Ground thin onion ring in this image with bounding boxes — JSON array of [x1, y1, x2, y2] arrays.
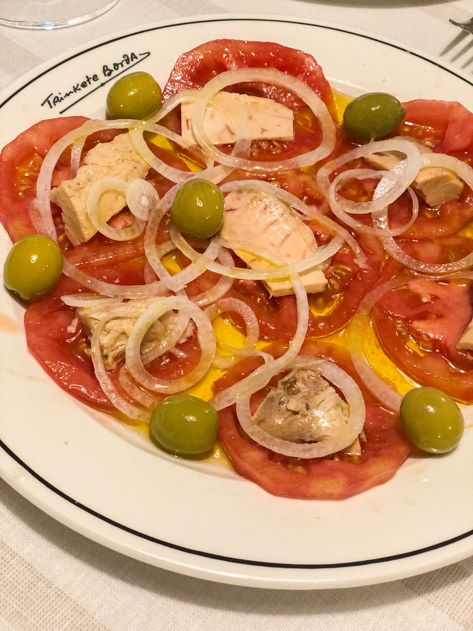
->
[[125, 296, 216, 394], [235, 358, 365, 458], [190, 68, 336, 172], [210, 273, 309, 411]]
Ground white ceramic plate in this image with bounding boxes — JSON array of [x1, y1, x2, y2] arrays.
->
[[1, 16, 472, 590]]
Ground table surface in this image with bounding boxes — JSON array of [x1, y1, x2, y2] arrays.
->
[[1, 1, 472, 629]]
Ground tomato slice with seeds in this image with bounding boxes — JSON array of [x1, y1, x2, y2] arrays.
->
[[162, 39, 340, 164], [24, 275, 111, 406], [227, 233, 382, 341], [214, 342, 411, 500], [24, 254, 203, 406], [402, 99, 473, 156], [373, 275, 473, 403], [366, 99, 473, 240], [307, 233, 383, 337], [386, 190, 473, 240], [23, 247, 153, 406], [0, 117, 88, 243], [163, 39, 337, 114]]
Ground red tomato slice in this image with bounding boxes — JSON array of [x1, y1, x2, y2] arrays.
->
[[0, 117, 88, 242], [0, 115, 202, 407], [214, 342, 410, 499], [24, 255, 203, 406], [384, 189, 473, 240], [24, 275, 112, 406], [370, 99, 473, 239], [376, 234, 473, 288], [307, 234, 383, 337], [373, 277, 473, 402], [23, 245, 153, 406], [163, 39, 336, 113], [0, 116, 185, 248], [227, 233, 382, 341], [162, 39, 339, 164], [402, 99, 473, 156]]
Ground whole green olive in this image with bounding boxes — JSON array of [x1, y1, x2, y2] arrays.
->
[[3, 234, 63, 301], [106, 71, 162, 120], [150, 395, 219, 457], [343, 92, 406, 142], [171, 178, 225, 239], [400, 387, 464, 454]]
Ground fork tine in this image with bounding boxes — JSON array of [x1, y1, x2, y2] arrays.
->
[[441, 30, 470, 56], [449, 17, 473, 33], [451, 39, 473, 65]]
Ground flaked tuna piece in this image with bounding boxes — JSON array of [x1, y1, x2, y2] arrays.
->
[[221, 189, 328, 296], [50, 133, 149, 245], [181, 91, 294, 145], [364, 136, 463, 207], [253, 363, 349, 443], [78, 297, 189, 370]]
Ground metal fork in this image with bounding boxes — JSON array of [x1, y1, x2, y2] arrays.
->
[[449, 17, 473, 34], [442, 17, 473, 67]]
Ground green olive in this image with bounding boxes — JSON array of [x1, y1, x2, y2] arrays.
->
[[106, 71, 162, 120], [171, 178, 225, 239], [3, 234, 63, 301], [400, 387, 464, 454], [150, 394, 219, 457], [343, 92, 406, 142]]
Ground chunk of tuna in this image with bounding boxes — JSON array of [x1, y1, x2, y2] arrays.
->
[[50, 133, 149, 245], [364, 137, 463, 207], [181, 91, 294, 145], [78, 298, 183, 370], [221, 189, 328, 296], [253, 363, 349, 443]]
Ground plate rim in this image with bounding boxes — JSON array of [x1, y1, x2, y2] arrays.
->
[[1, 14, 472, 590], [2, 13, 473, 111]]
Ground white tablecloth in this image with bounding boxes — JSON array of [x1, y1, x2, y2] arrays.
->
[[1, 1, 472, 629]]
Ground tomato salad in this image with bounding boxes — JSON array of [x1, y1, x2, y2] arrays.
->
[[1, 39, 472, 500]]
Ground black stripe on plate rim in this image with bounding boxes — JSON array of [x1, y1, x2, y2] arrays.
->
[[2, 438, 472, 570], [1, 16, 472, 111], [1, 16, 472, 572]]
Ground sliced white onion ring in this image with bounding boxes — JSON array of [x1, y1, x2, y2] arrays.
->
[[235, 358, 365, 458], [206, 297, 261, 369], [118, 368, 158, 408], [90, 311, 151, 422], [125, 296, 216, 394], [328, 169, 420, 237], [211, 273, 309, 411], [190, 247, 234, 307], [140, 309, 191, 366], [62, 258, 168, 299], [86, 177, 146, 241], [70, 140, 84, 177], [190, 68, 336, 172], [129, 122, 212, 184], [61, 293, 122, 309], [126, 178, 160, 221], [349, 279, 407, 412], [317, 138, 422, 216], [378, 218, 473, 275]]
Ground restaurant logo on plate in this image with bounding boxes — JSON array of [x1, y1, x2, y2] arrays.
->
[[40, 51, 151, 114]]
